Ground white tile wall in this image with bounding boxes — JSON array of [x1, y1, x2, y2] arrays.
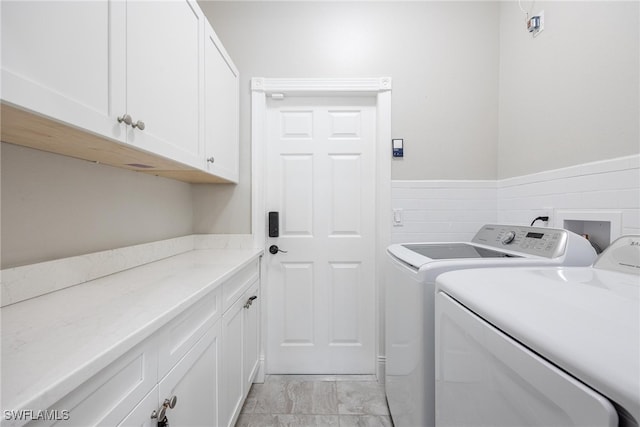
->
[[498, 155, 640, 236], [392, 155, 640, 243], [391, 180, 498, 243]]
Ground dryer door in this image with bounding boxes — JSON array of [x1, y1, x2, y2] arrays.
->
[[435, 292, 618, 427]]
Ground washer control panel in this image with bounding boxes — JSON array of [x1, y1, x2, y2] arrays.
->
[[472, 225, 568, 258]]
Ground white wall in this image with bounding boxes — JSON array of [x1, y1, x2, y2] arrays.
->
[[392, 0, 639, 244], [196, 0, 501, 234], [1, 143, 194, 269], [4, 1, 636, 265], [498, 1, 639, 178]]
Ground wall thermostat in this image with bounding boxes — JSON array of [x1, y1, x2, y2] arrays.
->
[[392, 139, 404, 158]]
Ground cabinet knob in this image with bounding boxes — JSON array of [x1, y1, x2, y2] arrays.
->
[[132, 120, 145, 130], [151, 395, 177, 420], [150, 406, 166, 421], [207, 156, 215, 163], [164, 395, 178, 409], [117, 114, 132, 125]]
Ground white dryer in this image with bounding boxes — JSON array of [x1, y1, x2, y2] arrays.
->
[[385, 224, 598, 427], [435, 235, 640, 427]]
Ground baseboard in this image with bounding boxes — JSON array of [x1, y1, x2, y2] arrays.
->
[[377, 355, 386, 383], [254, 356, 266, 383]]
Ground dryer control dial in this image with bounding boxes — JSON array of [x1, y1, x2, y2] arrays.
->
[[501, 231, 516, 245]]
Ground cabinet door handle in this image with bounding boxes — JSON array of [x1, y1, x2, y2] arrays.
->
[[117, 114, 132, 125], [207, 156, 215, 163], [132, 120, 145, 130], [244, 295, 258, 309]]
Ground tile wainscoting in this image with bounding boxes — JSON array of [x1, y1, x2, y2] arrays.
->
[[392, 155, 640, 244], [391, 180, 498, 244]]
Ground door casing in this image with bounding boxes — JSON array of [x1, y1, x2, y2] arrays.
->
[[251, 77, 392, 381]]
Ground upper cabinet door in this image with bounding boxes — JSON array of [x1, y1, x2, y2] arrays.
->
[[1, 0, 127, 142], [125, 0, 204, 168], [204, 24, 240, 183]]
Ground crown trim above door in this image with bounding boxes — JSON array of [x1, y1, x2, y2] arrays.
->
[[251, 77, 392, 94]]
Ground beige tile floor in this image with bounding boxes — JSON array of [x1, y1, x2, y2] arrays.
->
[[235, 375, 393, 427]]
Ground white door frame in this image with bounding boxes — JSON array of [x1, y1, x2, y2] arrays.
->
[[251, 77, 392, 381]]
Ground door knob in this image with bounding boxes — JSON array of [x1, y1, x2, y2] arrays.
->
[[269, 245, 288, 255]]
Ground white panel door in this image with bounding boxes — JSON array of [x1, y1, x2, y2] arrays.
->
[[126, 0, 203, 168], [266, 97, 376, 373]]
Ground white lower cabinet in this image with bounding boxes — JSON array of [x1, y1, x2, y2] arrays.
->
[[243, 283, 260, 394], [221, 293, 245, 427], [155, 320, 222, 426], [25, 259, 261, 427], [117, 387, 159, 427], [221, 281, 260, 427], [24, 337, 159, 427]]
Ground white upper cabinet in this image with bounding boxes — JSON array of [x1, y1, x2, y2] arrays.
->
[[204, 23, 240, 183], [125, 0, 203, 169], [1, 0, 126, 143], [1, 0, 239, 184]]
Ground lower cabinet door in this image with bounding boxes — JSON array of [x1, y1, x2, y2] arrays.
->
[[157, 319, 222, 426], [243, 281, 260, 391], [117, 386, 159, 427], [221, 296, 245, 427]]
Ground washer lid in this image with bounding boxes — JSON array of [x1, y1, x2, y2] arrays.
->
[[437, 263, 640, 424], [402, 243, 519, 260], [387, 242, 523, 270]]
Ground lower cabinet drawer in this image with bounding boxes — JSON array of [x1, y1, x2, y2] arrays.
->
[[222, 259, 259, 312], [26, 337, 158, 427]]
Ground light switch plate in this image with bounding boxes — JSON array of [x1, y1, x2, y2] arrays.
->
[[393, 208, 403, 226]]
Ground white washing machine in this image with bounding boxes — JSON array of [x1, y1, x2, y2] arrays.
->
[[385, 224, 598, 427], [435, 235, 640, 427]]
